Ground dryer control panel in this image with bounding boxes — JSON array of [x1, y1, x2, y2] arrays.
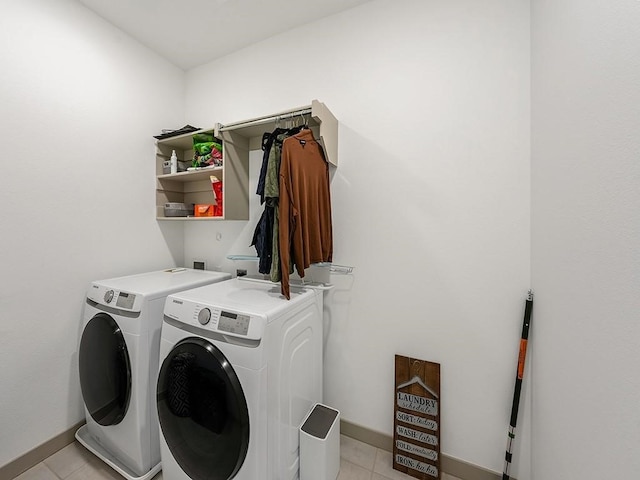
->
[[217, 310, 250, 335], [164, 298, 265, 341], [192, 306, 253, 337]]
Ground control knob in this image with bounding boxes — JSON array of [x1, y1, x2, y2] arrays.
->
[[198, 308, 211, 325], [104, 290, 114, 304]]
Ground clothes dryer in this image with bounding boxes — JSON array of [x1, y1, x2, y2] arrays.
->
[[76, 268, 231, 480], [157, 278, 323, 480]]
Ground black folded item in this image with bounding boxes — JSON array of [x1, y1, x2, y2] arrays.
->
[[168, 352, 195, 417], [154, 125, 200, 140], [189, 366, 227, 434]]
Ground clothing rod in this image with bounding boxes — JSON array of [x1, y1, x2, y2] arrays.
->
[[226, 255, 353, 275], [219, 106, 312, 132]]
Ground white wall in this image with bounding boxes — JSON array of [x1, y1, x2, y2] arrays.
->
[[531, 1, 640, 479], [4, 2, 637, 478], [0, 0, 185, 467], [184, 0, 531, 475]]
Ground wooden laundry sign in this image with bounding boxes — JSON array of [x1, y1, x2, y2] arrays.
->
[[394, 355, 441, 480]]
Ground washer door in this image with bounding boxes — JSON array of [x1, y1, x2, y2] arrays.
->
[[157, 337, 250, 480], [79, 312, 131, 426]]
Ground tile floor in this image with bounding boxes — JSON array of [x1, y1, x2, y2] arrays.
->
[[13, 435, 462, 480]]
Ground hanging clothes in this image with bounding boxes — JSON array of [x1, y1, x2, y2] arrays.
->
[[278, 129, 333, 299], [251, 126, 302, 276], [251, 207, 274, 274], [251, 129, 282, 274], [256, 128, 287, 204], [265, 133, 287, 281]]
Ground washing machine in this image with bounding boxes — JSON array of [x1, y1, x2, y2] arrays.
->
[[76, 268, 231, 480], [157, 277, 323, 480]]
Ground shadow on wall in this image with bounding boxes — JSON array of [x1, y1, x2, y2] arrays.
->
[[158, 221, 186, 267], [321, 268, 355, 409], [68, 291, 90, 424]]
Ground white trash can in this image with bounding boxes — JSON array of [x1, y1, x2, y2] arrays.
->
[[299, 404, 340, 480]]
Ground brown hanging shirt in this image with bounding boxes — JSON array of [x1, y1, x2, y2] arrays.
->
[[278, 129, 333, 299]]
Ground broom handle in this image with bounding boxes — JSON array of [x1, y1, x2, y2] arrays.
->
[[503, 290, 533, 480]]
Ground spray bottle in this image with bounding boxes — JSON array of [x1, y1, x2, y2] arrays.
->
[[170, 150, 178, 174]]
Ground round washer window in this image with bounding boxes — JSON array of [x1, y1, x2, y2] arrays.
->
[[79, 313, 131, 426], [157, 337, 250, 480]]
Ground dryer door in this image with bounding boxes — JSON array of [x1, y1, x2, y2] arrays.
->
[[79, 312, 131, 426], [157, 337, 250, 480]]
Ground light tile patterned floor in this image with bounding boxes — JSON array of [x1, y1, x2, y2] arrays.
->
[[13, 435, 462, 480]]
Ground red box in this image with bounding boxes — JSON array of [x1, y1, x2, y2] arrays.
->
[[194, 204, 214, 217]]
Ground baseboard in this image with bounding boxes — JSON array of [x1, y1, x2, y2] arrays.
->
[[340, 419, 505, 480], [1, 419, 505, 480], [0, 421, 85, 480]]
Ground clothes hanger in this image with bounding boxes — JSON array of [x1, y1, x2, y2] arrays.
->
[[396, 362, 439, 398], [299, 111, 309, 129], [292, 113, 316, 141], [396, 375, 439, 398]]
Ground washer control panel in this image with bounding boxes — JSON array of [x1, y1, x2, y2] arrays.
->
[[88, 284, 141, 313], [115, 291, 136, 309]]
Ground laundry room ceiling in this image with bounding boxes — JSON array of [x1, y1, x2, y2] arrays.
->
[[78, 0, 372, 70]]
